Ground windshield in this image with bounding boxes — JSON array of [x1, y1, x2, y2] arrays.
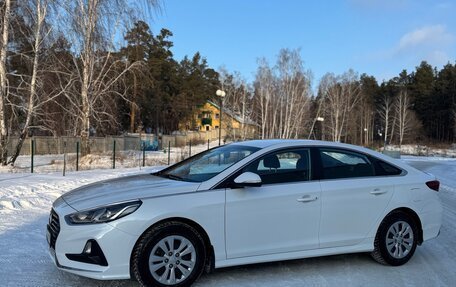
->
[[157, 144, 260, 182]]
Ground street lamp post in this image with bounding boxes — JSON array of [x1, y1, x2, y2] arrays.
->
[[216, 89, 226, 146], [316, 117, 325, 140]]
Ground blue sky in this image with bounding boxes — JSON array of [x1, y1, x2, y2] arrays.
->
[[148, 0, 456, 86]]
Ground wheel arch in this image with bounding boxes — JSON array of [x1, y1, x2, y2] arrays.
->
[[129, 217, 215, 279], [385, 207, 423, 245]]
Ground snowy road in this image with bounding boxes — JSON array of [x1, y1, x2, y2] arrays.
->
[[0, 157, 455, 287]]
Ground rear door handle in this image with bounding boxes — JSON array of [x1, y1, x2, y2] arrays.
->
[[297, 195, 318, 202], [370, 189, 388, 195]]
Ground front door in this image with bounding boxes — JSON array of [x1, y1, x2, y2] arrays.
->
[[225, 148, 322, 258]]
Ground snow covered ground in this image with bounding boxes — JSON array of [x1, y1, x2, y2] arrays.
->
[[0, 156, 455, 286]]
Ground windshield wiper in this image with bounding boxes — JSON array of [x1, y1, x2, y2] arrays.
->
[[165, 174, 185, 181]]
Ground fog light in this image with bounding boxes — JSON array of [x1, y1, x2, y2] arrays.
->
[[66, 239, 108, 266], [83, 241, 92, 254]]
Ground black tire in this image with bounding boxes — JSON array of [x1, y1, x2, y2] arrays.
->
[[371, 211, 418, 266], [131, 221, 206, 287]]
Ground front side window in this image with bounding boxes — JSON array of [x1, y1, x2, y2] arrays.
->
[[157, 145, 260, 182], [243, 149, 311, 184], [320, 149, 374, 179]]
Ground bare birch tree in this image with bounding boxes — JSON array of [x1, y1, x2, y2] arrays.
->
[[57, 0, 160, 154], [0, 0, 52, 165], [8, 0, 50, 164], [276, 49, 312, 139], [254, 58, 276, 139], [321, 70, 361, 142], [395, 90, 412, 147], [358, 100, 373, 146], [0, 0, 11, 165], [378, 95, 393, 148], [253, 49, 312, 139]]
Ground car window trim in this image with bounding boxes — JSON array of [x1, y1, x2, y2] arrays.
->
[[314, 147, 407, 182], [319, 147, 375, 179], [368, 155, 405, 176], [211, 145, 407, 189]]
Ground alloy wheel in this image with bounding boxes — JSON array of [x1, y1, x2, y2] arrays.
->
[[148, 235, 197, 285], [385, 221, 414, 259]]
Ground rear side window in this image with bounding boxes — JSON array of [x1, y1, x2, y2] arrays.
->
[[371, 158, 403, 176], [320, 149, 375, 179]]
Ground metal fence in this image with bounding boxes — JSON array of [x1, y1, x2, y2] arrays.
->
[[6, 130, 230, 174]]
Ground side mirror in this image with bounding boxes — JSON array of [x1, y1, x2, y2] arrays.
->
[[233, 172, 262, 188]]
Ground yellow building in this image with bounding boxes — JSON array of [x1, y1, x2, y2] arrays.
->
[[188, 101, 257, 139]]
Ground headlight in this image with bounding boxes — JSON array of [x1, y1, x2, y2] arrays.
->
[[65, 200, 142, 225]]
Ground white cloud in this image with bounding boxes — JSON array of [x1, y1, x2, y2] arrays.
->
[[396, 25, 454, 53], [389, 25, 455, 69], [364, 24, 455, 81]]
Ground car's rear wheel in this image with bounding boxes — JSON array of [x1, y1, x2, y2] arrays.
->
[[132, 221, 206, 287], [371, 212, 418, 266]]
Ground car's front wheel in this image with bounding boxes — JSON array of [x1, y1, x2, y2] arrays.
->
[[132, 221, 206, 287], [371, 211, 418, 266]]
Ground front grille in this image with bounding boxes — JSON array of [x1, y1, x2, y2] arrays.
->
[[47, 209, 60, 249]]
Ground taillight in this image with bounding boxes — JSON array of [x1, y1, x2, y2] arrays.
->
[[426, 180, 440, 192]]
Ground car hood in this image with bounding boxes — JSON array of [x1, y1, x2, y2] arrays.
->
[[60, 173, 201, 211]]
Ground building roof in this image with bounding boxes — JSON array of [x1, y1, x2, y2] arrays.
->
[[206, 100, 258, 126]]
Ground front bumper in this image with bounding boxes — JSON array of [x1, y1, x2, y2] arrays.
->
[[47, 209, 139, 280]]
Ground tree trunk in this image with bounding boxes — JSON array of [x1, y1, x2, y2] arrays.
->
[[80, 47, 91, 155], [81, 72, 91, 155], [79, 0, 99, 155], [130, 73, 137, 133], [8, 0, 46, 165], [0, 0, 11, 165]]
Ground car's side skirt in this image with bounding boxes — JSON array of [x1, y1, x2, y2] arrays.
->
[[215, 239, 374, 269]]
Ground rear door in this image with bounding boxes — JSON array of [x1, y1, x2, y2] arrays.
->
[[317, 148, 395, 248]]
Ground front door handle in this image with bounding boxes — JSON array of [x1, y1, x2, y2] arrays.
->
[[370, 189, 388, 195], [297, 195, 318, 202]]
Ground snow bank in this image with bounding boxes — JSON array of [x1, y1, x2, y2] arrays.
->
[[386, 144, 456, 158]]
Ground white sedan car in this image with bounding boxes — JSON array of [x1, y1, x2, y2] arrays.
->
[[47, 140, 442, 286]]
